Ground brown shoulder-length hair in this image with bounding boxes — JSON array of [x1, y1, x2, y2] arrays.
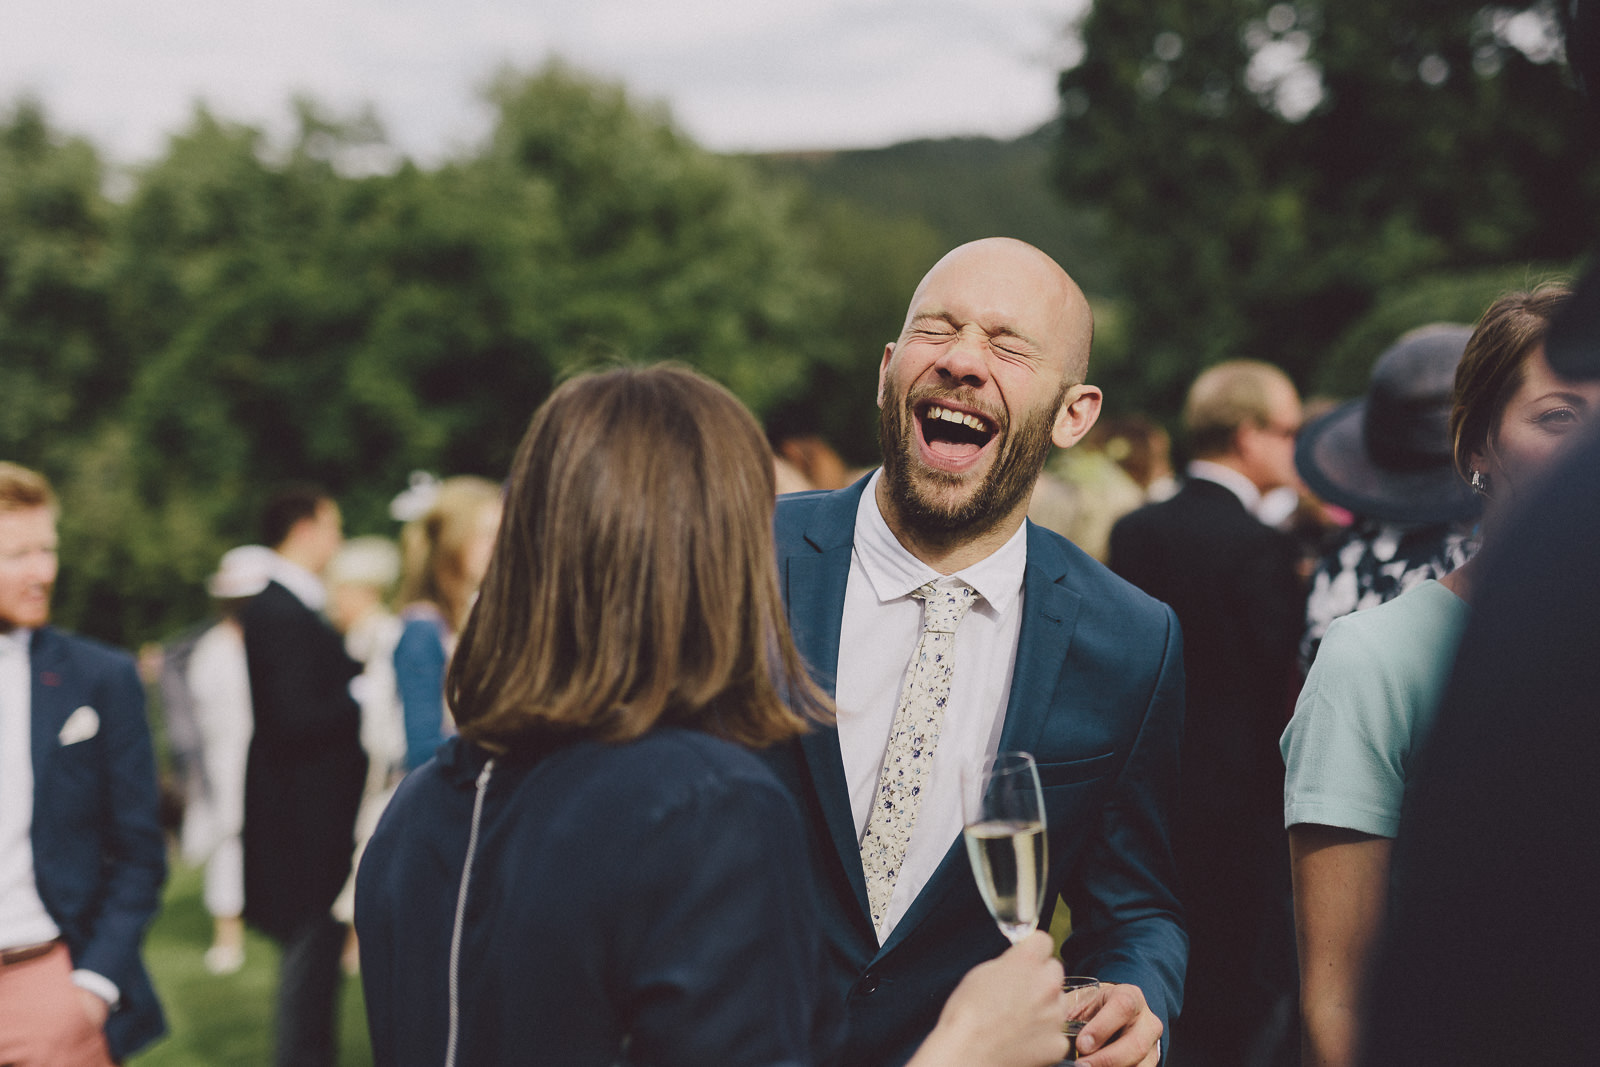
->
[[396, 475, 502, 630], [448, 363, 832, 753], [1450, 285, 1571, 479]]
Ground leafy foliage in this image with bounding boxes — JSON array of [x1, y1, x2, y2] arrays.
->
[[1057, 0, 1600, 415], [7, 68, 844, 646]]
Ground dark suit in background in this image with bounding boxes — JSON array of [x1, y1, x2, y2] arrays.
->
[[28, 627, 167, 1061], [239, 579, 366, 1067], [1110, 477, 1303, 1067], [766, 479, 1188, 1067]]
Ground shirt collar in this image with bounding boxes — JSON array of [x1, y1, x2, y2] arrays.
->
[[0, 628, 31, 659], [1186, 459, 1262, 514], [268, 553, 327, 612], [852, 470, 1027, 615]]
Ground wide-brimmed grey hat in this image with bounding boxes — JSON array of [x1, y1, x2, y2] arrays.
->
[[1296, 324, 1483, 525]]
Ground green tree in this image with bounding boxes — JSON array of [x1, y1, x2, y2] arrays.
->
[[44, 64, 845, 646], [1057, 0, 1600, 414], [0, 100, 117, 468]]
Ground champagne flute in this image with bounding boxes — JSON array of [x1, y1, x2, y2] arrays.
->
[[961, 751, 1047, 944]]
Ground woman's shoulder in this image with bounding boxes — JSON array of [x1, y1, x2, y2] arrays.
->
[[549, 729, 797, 822], [1319, 579, 1467, 660], [595, 728, 784, 785], [398, 602, 447, 631]]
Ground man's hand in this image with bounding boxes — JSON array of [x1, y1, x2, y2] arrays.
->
[[77, 988, 109, 1029], [1073, 982, 1162, 1067]]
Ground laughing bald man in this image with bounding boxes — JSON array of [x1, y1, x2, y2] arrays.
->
[[764, 239, 1187, 1067]]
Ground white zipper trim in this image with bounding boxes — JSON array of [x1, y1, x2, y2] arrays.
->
[[445, 758, 495, 1067]]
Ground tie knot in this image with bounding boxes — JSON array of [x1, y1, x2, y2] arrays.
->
[[913, 582, 978, 634]]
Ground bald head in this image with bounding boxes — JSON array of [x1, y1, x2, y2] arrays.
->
[[900, 238, 1094, 384]]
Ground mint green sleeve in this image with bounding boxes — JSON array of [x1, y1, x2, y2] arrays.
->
[[1281, 612, 1415, 837], [1281, 585, 1467, 838]]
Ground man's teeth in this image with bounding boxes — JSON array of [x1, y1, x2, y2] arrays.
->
[[926, 405, 988, 432]]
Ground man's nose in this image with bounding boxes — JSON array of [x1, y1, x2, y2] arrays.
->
[[934, 327, 991, 388]]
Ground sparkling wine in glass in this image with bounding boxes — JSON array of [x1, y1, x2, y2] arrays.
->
[[962, 751, 1047, 944]]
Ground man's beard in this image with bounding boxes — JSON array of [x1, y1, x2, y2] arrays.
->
[[878, 380, 1065, 539]]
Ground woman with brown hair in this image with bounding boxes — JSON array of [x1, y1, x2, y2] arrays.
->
[[1281, 285, 1600, 1067], [392, 476, 502, 769], [355, 365, 1072, 1067]]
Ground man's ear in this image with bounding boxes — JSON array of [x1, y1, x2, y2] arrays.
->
[[1052, 384, 1103, 449], [876, 343, 895, 409]]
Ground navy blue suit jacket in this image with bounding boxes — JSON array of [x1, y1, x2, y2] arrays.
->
[[239, 580, 366, 942], [766, 478, 1188, 1067], [29, 626, 167, 1060]]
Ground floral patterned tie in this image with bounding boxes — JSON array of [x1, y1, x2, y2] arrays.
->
[[860, 580, 979, 938]]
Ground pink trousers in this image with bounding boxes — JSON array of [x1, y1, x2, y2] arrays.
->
[[0, 942, 115, 1066]]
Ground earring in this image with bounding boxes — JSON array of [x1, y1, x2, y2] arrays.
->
[[1470, 469, 1490, 496]]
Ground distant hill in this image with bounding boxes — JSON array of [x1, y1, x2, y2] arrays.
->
[[750, 121, 1116, 296]]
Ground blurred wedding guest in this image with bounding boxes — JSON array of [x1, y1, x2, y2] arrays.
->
[[1094, 414, 1178, 502], [391, 476, 501, 770], [1030, 415, 1173, 562], [183, 545, 276, 976], [767, 405, 856, 492], [238, 485, 367, 1067], [0, 462, 166, 1065], [1281, 286, 1599, 1067], [1109, 361, 1306, 1067], [323, 537, 404, 972], [356, 364, 1075, 1067], [1293, 325, 1480, 670]]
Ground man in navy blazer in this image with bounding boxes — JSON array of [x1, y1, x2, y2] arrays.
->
[[0, 462, 166, 1064], [766, 239, 1186, 1067]]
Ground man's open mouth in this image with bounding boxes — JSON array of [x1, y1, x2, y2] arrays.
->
[[917, 402, 998, 466]]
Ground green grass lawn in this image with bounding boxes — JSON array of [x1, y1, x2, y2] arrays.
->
[[130, 860, 373, 1066]]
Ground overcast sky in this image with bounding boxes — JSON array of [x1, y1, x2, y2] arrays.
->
[[0, 0, 1088, 166]]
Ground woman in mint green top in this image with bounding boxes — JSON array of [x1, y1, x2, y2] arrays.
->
[[1281, 285, 1600, 1067], [1282, 579, 1468, 838]]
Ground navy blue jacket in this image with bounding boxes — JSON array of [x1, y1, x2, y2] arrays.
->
[[29, 626, 167, 1060], [765, 477, 1188, 1066], [356, 730, 841, 1067], [238, 580, 366, 941]]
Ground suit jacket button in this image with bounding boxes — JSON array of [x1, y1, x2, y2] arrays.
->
[[858, 973, 879, 995]]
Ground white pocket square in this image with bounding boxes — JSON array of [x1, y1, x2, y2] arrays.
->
[[58, 706, 100, 745]]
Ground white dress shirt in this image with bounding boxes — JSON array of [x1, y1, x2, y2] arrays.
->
[[0, 628, 61, 951], [0, 628, 122, 1006], [1185, 459, 1262, 512], [836, 472, 1027, 940], [265, 553, 327, 612]]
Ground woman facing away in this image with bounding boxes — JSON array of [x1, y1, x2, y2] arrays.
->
[[355, 364, 1072, 1067], [1280, 285, 1600, 1067], [392, 475, 502, 770]]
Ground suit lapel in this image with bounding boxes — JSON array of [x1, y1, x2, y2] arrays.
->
[[998, 526, 1083, 755], [882, 523, 1083, 955], [782, 483, 874, 926], [29, 628, 70, 774]]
